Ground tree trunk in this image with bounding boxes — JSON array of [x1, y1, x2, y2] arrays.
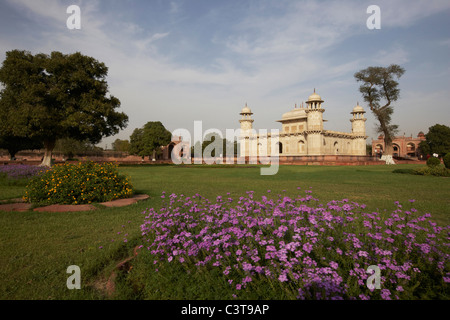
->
[[384, 139, 393, 156], [376, 111, 394, 156], [382, 137, 396, 165], [376, 115, 396, 164], [8, 149, 17, 161], [41, 138, 56, 167]]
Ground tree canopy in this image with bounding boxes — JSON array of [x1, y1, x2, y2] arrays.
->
[[354, 64, 405, 156], [418, 124, 450, 157], [0, 50, 128, 166], [129, 121, 172, 159], [112, 139, 131, 152]]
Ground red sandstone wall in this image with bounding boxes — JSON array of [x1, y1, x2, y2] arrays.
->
[[1, 152, 424, 166]]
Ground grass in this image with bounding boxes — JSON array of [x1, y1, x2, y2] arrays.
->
[[0, 163, 448, 299], [0, 176, 30, 201], [122, 164, 449, 225]]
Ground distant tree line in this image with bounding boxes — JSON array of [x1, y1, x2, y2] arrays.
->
[[190, 132, 239, 158]]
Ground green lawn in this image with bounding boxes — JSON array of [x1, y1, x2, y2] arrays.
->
[[0, 164, 448, 299]]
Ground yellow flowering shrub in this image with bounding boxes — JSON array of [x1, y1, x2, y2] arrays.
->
[[24, 161, 134, 205]]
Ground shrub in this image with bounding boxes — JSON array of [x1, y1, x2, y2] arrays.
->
[[392, 169, 415, 175], [414, 166, 450, 177], [444, 153, 450, 169], [134, 190, 450, 300], [24, 161, 133, 205], [427, 157, 441, 167]]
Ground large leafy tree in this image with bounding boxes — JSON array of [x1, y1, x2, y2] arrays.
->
[[129, 128, 145, 158], [354, 64, 405, 157], [0, 50, 128, 166], [419, 124, 450, 157], [129, 121, 172, 160]]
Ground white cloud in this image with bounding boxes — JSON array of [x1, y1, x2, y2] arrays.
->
[[134, 32, 170, 53], [373, 45, 410, 66], [170, 1, 180, 15], [5, 0, 69, 25]]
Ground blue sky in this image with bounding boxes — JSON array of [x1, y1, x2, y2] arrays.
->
[[0, 0, 449, 147]]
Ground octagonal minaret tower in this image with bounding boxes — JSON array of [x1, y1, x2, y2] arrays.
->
[[239, 103, 255, 157], [305, 89, 325, 155], [350, 103, 367, 155], [239, 103, 254, 131]]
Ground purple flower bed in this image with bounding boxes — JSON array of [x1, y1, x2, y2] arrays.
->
[[140, 190, 450, 300], [0, 164, 49, 180]]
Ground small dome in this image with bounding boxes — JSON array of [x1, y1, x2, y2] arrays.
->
[[352, 104, 365, 113], [307, 90, 323, 102], [240, 103, 252, 114]]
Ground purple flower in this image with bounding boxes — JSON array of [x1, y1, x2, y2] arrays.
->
[[381, 289, 391, 300], [0, 164, 47, 180], [138, 189, 450, 301], [278, 273, 288, 282], [357, 251, 368, 258], [242, 262, 253, 271], [308, 216, 317, 225], [420, 244, 431, 254], [303, 243, 313, 253]]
